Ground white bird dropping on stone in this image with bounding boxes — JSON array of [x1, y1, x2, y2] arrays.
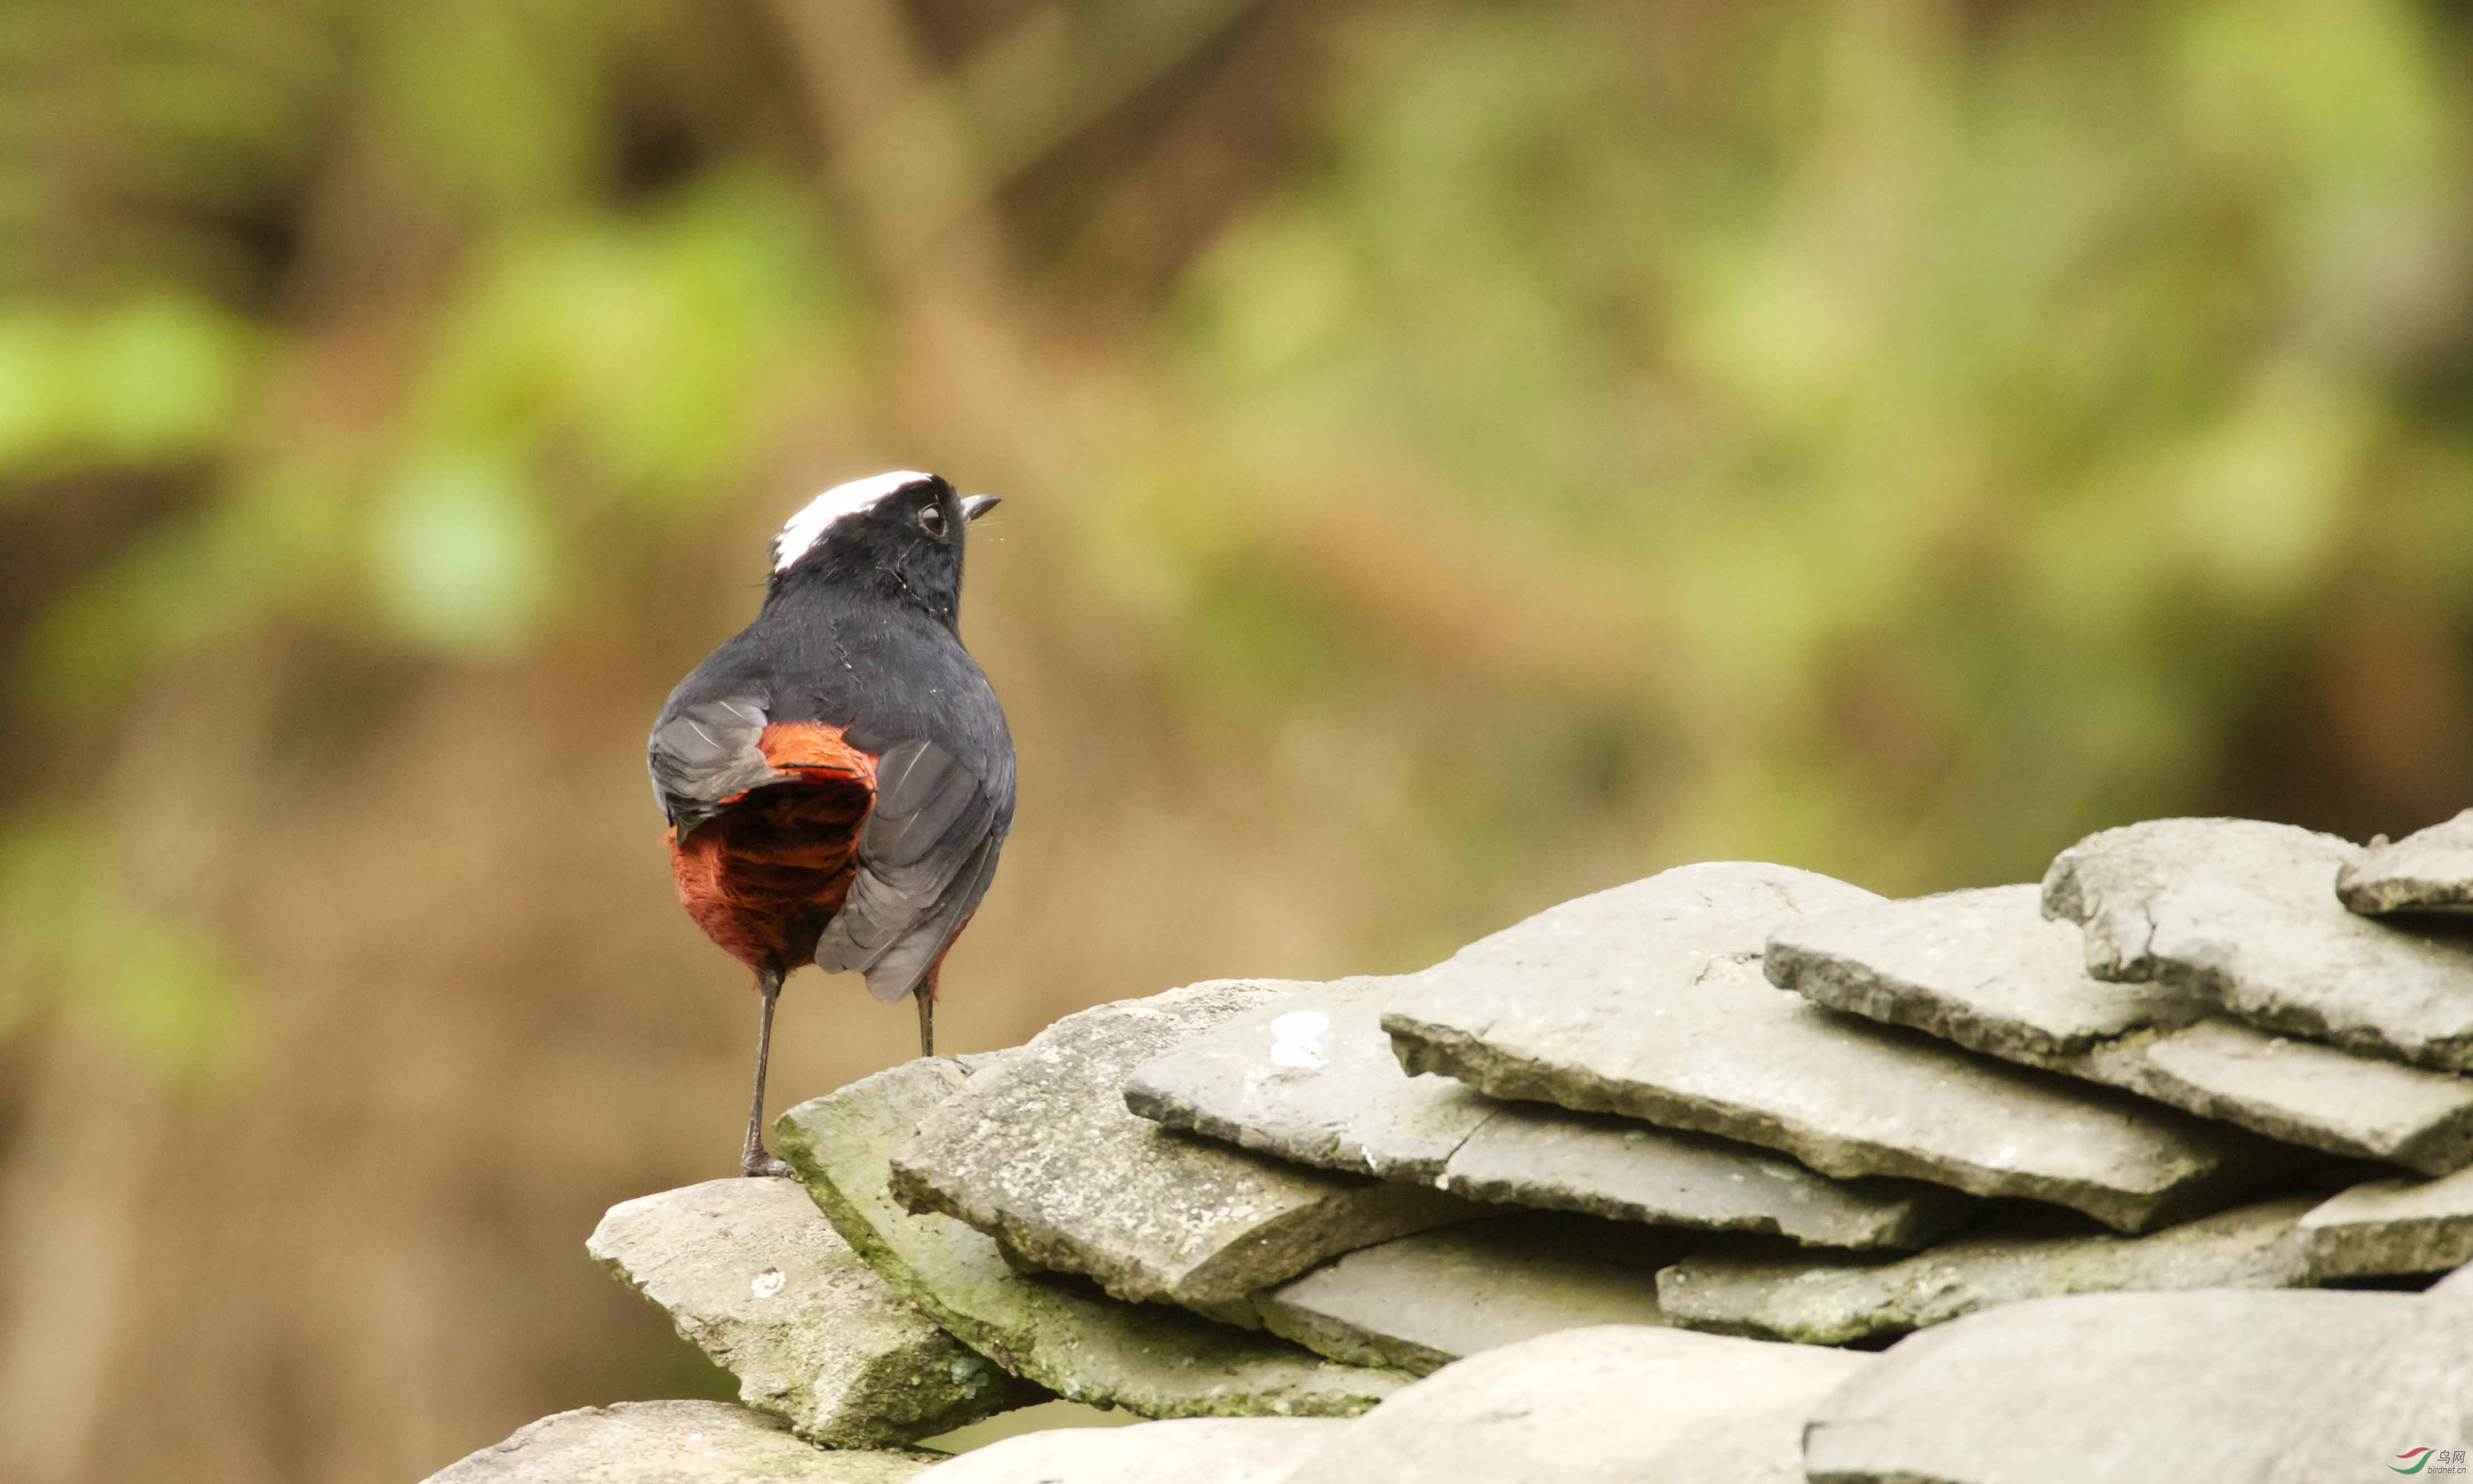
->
[[1270, 1010, 1330, 1070]]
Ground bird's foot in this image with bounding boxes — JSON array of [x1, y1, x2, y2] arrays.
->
[[740, 1150, 796, 1179]]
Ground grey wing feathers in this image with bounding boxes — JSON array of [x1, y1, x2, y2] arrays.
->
[[647, 697, 772, 833], [813, 739, 1008, 1003]]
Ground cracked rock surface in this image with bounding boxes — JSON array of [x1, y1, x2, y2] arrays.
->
[[2044, 816, 2473, 1072], [1657, 1196, 2316, 1346], [1769, 884, 2473, 1173], [1123, 972, 1968, 1250], [2339, 808, 2473, 916], [1383, 863, 2269, 1231], [888, 982, 1476, 1309], [776, 1059, 1413, 1419], [588, 1180, 1035, 1447], [419, 1401, 938, 1483]]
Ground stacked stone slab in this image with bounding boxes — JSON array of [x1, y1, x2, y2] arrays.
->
[[886, 981, 1478, 1316], [1122, 972, 1970, 1249], [2339, 808, 2473, 914], [2045, 817, 2473, 1072], [1377, 862, 2272, 1232], [587, 1180, 1037, 1446], [1252, 1213, 1680, 1374], [1803, 1290, 2473, 1482], [436, 810, 2473, 1482], [2297, 1164, 2473, 1279], [435, 1003, 1440, 1482], [1122, 842, 2473, 1367], [1656, 1196, 2318, 1345], [779, 1058, 1416, 1418], [1115, 861, 2314, 1370], [1684, 820, 2473, 1346], [1766, 884, 2473, 1173]]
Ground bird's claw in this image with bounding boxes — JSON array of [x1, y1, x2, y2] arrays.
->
[[741, 1151, 796, 1179]]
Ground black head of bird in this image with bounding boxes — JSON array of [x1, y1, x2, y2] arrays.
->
[[767, 469, 1000, 625]]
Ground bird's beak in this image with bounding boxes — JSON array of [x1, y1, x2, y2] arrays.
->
[[961, 494, 1001, 523]]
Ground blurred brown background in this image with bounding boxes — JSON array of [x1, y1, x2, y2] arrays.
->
[[6, 1, 2473, 1480]]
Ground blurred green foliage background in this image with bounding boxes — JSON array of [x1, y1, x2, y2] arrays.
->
[[6, 1, 2473, 1480]]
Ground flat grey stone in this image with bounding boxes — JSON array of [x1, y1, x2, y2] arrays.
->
[[913, 1418, 1344, 1483], [1384, 863, 2268, 1232], [2045, 816, 2473, 1072], [1802, 1290, 2473, 1483], [2428, 1260, 2473, 1297], [1283, 1324, 1873, 1484], [1122, 976, 1483, 1181], [589, 1181, 1034, 1446], [2300, 1165, 2473, 1279], [1255, 1213, 1681, 1374], [889, 982, 1475, 1309], [1124, 974, 1968, 1249], [1658, 1196, 2316, 1346], [2339, 808, 2473, 915], [776, 1059, 1413, 1419], [420, 1401, 937, 1483], [1770, 885, 2473, 1174], [2118, 1019, 2473, 1175], [1434, 1102, 1969, 1246], [1766, 885, 2198, 1056]]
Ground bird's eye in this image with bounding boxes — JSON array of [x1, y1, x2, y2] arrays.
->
[[917, 503, 947, 538]]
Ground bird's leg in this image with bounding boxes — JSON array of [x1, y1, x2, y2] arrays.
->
[[740, 965, 794, 1178], [914, 984, 935, 1059]]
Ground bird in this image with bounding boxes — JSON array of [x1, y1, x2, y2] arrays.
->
[[648, 471, 1014, 1177]]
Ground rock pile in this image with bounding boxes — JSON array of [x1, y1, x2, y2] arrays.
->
[[427, 815, 2473, 1483]]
